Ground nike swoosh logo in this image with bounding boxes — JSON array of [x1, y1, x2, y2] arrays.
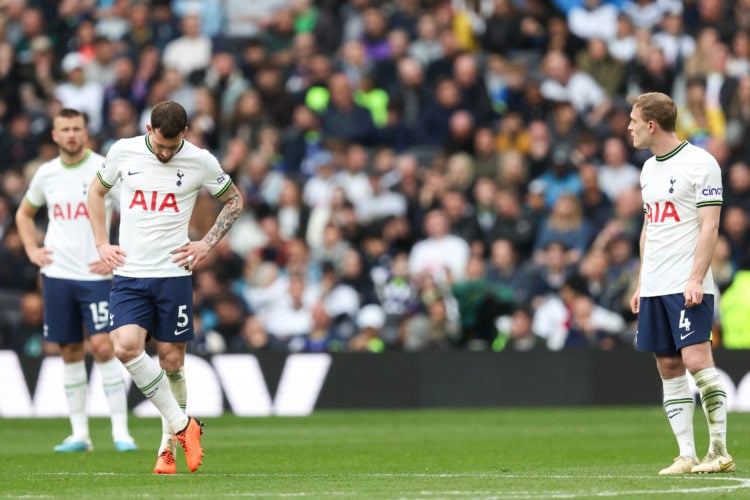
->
[[128, 171, 142, 176], [709, 406, 721, 413], [174, 328, 189, 336], [720, 459, 734, 471], [680, 330, 695, 340]]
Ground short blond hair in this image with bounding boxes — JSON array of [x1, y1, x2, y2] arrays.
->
[[627, 92, 677, 132]]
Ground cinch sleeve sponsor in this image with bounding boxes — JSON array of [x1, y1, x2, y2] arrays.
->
[[199, 149, 232, 197], [694, 156, 723, 207]]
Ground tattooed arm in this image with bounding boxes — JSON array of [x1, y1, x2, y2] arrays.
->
[[203, 183, 243, 248], [171, 183, 243, 270]]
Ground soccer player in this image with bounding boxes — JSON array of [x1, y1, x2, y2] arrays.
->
[[87, 101, 242, 474], [628, 92, 734, 475], [15, 108, 137, 453]]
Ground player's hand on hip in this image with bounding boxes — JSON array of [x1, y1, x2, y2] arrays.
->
[[171, 241, 210, 271], [29, 247, 53, 267], [683, 280, 703, 308], [88, 259, 113, 275], [97, 243, 126, 269]]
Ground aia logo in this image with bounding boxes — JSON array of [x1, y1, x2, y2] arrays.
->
[[647, 201, 680, 224], [52, 202, 89, 220], [129, 190, 179, 212]]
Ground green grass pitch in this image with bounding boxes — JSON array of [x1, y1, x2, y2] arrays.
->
[[1, 407, 747, 499]]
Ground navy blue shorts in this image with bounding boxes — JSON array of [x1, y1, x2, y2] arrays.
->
[[109, 275, 194, 342], [41, 276, 111, 344], [636, 293, 714, 356]]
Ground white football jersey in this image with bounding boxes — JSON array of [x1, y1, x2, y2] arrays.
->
[[96, 135, 233, 277], [639, 141, 723, 296], [24, 150, 114, 281]]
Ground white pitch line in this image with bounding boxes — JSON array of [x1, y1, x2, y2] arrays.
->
[[21, 472, 750, 499]]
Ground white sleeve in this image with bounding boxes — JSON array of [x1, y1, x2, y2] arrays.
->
[[24, 168, 47, 208], [199, 150, 233, 197], [97, 141, 122, 189], [695, 156, 723, 207]]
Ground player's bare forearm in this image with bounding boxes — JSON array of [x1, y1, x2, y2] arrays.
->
[[689, 205, 721, 284], [637, 214, 647, 286], [15, 198, 53, 266], [202, 184, 242, 249], [87, 177, 110, 248]]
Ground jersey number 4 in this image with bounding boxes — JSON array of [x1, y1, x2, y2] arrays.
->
[[678, 310, 692, 331]]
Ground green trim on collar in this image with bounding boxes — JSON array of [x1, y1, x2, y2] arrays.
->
[[655, 141, 688, 161], [145, 134, 185, 156], [61, 149, 91, 169]]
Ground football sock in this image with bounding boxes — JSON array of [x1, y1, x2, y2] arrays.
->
[[63, 360, 89, 439], [159, 368, 186, 454], [123, 351, 188, 434], [96, 358, 131, 441], [662, 373, 696, 459], [694, 367, 728, 456]]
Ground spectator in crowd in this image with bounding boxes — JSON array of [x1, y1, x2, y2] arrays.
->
[[321, 72, 377, 145], [408, 12, 442, 69], [261, 272, 313, 349], [540, 49, 611, 128], [54, 52, 104, 133], [578, 162, 614, 238], [676, 75, 726, 150], [228, 315, 270, 353], [480, 0, 525, 56], [402, 275, 461, 351], [349, 303, 386, 352], [722, 160, 750, 212], [485, 186, 537, 260], [416, 77, 462, 148], [408, 208, 470, 284], [452, 255, 516, 346], [162, 13, 212, 79], [567, 0, 618, 41], [533, 272, 626, 351], [201, 45, 250, 123], [0, 226, 38, 291], [598, 137, 641, 202], [721, 205, 750, 269], [9, 290, 57, 357], [492, 306, 547, 352], [651, 10, 695, 71], [533, 193, 591, 264], [525, 240, 574, 307], [575, 37, 625, 98], [711, 234, 736, 294], [440, 188, 480, 249]]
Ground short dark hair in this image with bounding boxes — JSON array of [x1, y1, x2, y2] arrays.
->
[[150, 101, 188, 138], [55, 108, 89, 126]]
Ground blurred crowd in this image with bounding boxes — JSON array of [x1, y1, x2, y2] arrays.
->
[[1, 0, 750, 356]]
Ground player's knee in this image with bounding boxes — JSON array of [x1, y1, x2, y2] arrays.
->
[[89, 336, 115, 361], [684, 357, 713, 375], [656, 356, 687, 379]]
